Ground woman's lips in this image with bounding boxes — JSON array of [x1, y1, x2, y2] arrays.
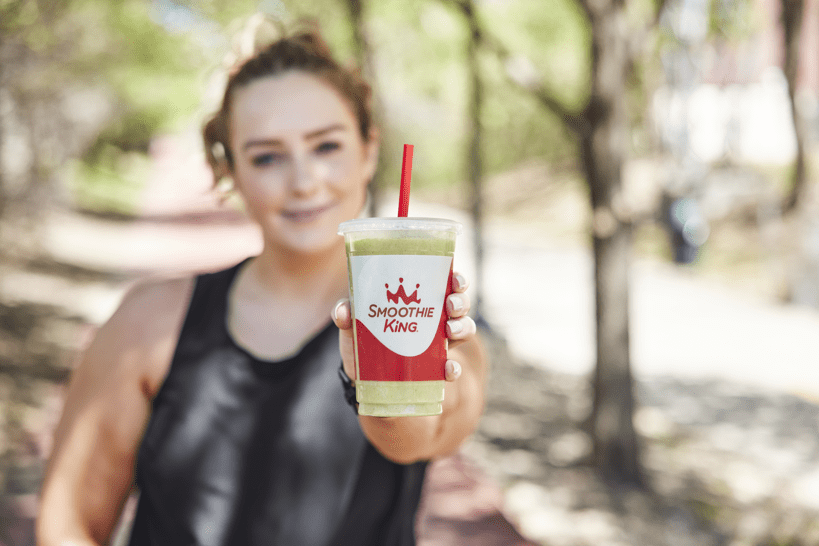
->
[[282, 203, 335, 223]]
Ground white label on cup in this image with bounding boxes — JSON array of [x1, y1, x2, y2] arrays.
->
[[350, 254, 452, 357]]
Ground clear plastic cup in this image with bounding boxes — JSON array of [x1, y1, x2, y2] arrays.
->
[[338, 218, 462, 416]]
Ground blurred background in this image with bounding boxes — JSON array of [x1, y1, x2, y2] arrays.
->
[[1, 0, 818, 544]]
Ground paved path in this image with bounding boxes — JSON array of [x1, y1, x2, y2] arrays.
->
[[481, 227, 819, 399]]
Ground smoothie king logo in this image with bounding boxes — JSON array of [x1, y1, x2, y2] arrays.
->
[[386, 278, 421, 305], [369, 278, 436, 332], [352, 254, 451, 357]]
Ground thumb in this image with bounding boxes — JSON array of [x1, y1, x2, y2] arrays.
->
[[332, 299, 353, 330], [333, 299, 357, 381]]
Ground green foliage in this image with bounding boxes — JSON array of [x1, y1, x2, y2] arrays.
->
[[85, 108, 165, 163], [480, 52, 577, 176], [341, 0, 587, 190], [1, 0, 219, 214], [286, 0, 360, 60], [4, 0, 603, 213], [0, 0, 66, 38], [362, 0, 470, 189], [66, 0, 211, 211], [478, 0, 591, 112], [708, 0, 758, 42], [68, 150, 149, 216]]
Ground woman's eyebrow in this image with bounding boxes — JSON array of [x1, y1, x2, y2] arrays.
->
[[243, 124, 348, 151], [305, 123, 347, 139], [243, 139, 282, 150]]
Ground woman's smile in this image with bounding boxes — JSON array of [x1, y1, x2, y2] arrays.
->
[[281, 201, 337, 223]]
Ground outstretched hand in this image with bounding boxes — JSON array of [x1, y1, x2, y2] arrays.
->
[[332, 272, 477, 384]]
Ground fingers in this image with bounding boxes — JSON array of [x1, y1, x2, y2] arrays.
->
[[446, 292, 470, 319], [332, 299, 353, 330], [446, 276, 472, 383], [447, 315, 476, 341], [447, 272, 471, 320], [451, 272, 469, 293], [445, 360, 462, 382]]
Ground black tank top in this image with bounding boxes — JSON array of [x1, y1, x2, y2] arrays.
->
[[127, 261, 427, 546]]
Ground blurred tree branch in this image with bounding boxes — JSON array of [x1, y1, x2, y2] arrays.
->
[[343, 0, 391, 217], [450, 0, 589, 136], [448, 0, 666, 145]]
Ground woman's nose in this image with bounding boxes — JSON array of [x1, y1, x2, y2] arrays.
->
[[290, 154, 320, 196]]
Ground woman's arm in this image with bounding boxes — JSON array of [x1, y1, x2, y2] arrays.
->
[[37, 278, 192, 546], [333, 273, 488, 464]]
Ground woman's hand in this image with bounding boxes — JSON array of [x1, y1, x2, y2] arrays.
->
[[332, 271, 487, 463], [331, 271, 477, 383]]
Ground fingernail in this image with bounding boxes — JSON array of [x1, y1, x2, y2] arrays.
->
[[448, 319, 463, 334], [333, 299, 346, 320], [454, 273, 467, 289], [449, 295, 464, 312], [446, 360, 462, 378]]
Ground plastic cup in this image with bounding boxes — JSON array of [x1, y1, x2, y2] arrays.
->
[[338, 217, 462, 416]]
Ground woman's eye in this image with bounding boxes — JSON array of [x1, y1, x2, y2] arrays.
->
[[251, 152, 283, 167], [316, 141, 341, 154]]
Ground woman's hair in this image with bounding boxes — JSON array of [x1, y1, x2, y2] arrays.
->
[[203, 25, 373, 182]]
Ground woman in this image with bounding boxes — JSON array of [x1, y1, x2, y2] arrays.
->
[[37, 28, 486, 546]]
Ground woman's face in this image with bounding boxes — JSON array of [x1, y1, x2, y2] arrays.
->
[[228, 71, 377, 255]]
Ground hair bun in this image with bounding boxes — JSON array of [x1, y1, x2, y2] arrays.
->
[[284, 21, 334, 58], [228, 13, 287, 69]]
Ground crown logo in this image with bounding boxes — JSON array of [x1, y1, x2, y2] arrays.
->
[[386, 278, 421, 305]]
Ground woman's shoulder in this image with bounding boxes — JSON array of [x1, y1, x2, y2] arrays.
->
[[111, 275, 195, 340], [86, 274, 196, 397]]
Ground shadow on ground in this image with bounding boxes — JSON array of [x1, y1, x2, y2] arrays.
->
[[466, 331, 819, 545]]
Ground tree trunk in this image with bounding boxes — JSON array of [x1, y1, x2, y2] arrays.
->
[[582, 0, 644, 487], [465, 14, 485, 320], [448, 0, 644, 483], [781, 0, 806, 214], [344, 0, 388, 217], [0, 34, 7, 231]]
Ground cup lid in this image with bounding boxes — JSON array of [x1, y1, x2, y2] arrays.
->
[[338, 217, 462, 235]]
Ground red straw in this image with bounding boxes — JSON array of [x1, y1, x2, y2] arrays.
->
[[398, 144, 414, 217]]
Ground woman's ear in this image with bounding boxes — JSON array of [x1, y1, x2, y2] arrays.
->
[[210, 141, 234, 182], [215, 175, 236, 205]]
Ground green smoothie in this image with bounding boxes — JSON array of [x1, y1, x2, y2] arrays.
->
[[346, 235, 455, 256], [339, 218, 461, 417]]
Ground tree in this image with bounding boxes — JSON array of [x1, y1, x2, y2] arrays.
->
[[447, 0, 487, 320], [781, 0, 808, 214], [463, 3, 486, 321], [343, 0, 393, 216], [576, 0, 645, 485], [450, 0, 669, 485]]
